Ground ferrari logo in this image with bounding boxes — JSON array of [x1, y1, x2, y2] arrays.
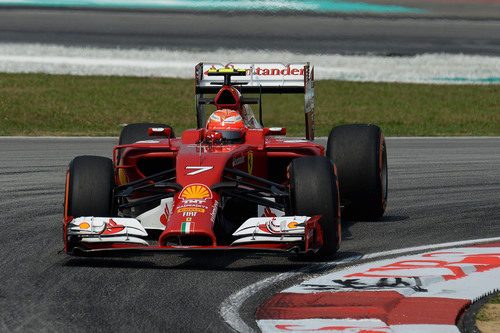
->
[[248, 151, 254, 175]]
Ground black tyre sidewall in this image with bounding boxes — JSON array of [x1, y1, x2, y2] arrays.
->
[[289, 156, 341, 256], [65, 156, 115, 218], [119, 123, 174, 145], [117, 123, 174, 163]]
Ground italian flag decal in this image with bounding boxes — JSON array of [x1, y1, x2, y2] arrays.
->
[[181, 222, 193, 234]]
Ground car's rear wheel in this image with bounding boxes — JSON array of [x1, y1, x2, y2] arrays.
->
[[64, 155, 115, 218], [326, 124, 387, 220], [288, 156, 341, 256], [117, 122, 174, 163], [118, 122, 175, 145]]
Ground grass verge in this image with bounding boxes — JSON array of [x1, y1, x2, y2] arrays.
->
[[0, 73, 498, 136], [476, 293, 500, 333]]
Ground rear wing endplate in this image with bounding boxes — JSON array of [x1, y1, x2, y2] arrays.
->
[[195, 63, 315, 140]]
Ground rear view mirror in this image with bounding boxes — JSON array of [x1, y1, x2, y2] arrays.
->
[[148, 127, 172, 137], [265, 127, 286, 136]]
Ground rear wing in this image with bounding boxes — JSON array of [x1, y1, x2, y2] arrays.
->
[[195, 63, 315, 140]]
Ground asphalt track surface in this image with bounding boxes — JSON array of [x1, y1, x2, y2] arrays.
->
[[0, 137, 499, 332], [0, 2, 500, 56]]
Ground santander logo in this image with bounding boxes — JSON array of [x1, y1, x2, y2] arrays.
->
[[204, 64, 305, 77]]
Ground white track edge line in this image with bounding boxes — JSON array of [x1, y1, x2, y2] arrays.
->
[[363, 237, 500, 259], [219, 236, 500, 333]]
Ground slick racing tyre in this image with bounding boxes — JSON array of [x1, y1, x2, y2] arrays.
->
[[118, 123, 175, 145], [326, 124, 387, 220], [64, 155, 115, 218], [288, 156, 341, 256], [117, 123, 174, 162]]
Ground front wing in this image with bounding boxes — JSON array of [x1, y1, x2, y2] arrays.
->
[[64, 215, 323, 255]]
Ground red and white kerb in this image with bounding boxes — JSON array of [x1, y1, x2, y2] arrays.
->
[[257, 242, 500, 332]]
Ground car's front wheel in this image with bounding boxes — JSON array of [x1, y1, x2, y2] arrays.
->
[[288, 156, 341, 257], [64, 155, 115, 218]]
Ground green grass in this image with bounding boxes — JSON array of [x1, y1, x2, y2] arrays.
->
[[476, 309, 490, 321], [489, 293, 500, 304], [0, 73, 498, 136], [476, 293, 500, 322]]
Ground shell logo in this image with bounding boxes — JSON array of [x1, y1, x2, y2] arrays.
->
[[180, 184, 212, 200], [287, 222, 298, 229]]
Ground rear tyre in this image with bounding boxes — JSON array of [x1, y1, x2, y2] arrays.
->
[[64, 155, 115, 218], [117, 122, 174, 163], [288, 156, 341, 256], [118, 123, 175, 145], [326, 124, 387, 220]]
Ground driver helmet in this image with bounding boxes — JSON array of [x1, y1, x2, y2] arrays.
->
[[206, 109, 246, 140]]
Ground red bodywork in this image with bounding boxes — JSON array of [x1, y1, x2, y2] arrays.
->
[[65, 64, 325, 254], [114, 124, 324, 249]]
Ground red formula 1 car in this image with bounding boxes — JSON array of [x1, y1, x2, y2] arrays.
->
[[63, 63, 388, 257]]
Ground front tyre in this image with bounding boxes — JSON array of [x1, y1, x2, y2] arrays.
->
[[288, 156, 341, 256], [64, 155, 115, 218], [326, 124, 388, 220]]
